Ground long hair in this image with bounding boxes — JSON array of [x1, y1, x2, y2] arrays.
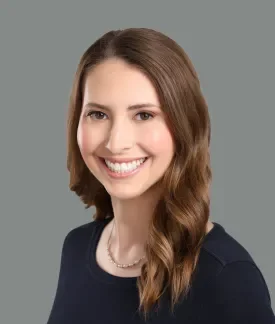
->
[[67, 28, 212, 320]]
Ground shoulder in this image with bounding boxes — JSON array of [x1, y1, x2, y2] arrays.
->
[[202, 222, 255, 265], [206, 261, 275, 321], [64, 219, 101, 238], [61, 218, 106, 252], [199, 222, 270, 295], [194, 223, 275, 321], [196, 222, 258, 283]]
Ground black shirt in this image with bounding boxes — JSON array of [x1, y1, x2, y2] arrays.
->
[[46, 217, 275, 323]]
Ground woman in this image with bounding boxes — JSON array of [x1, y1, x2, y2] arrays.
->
[[47, 28, 275, 323]]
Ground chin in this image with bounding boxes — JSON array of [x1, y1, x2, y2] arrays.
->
[[104, 184, 151, 201]]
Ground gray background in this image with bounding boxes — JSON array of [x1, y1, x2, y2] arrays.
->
[[0, 1, 274, 323]]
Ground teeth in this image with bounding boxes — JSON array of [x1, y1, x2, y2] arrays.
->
[[104, 158, 147, 173]]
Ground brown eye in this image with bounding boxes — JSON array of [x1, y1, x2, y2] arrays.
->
[[87, 111, 107, 120], [136, 112, 154, 121]]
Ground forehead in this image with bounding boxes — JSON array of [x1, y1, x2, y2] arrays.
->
[[83, 58, 160, 106]]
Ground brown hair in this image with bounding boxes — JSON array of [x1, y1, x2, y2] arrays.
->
[[67, 27, 212, 320]]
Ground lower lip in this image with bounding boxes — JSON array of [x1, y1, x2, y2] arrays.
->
[[97, 157, 149, 179]]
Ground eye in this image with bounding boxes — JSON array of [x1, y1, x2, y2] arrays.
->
[[87, 110, 107, 120], [86, 110, 154, 121], [135, 112, 154, 121]]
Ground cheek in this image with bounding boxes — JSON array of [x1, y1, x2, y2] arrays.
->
[[141, 124, 174, 156], [77, 125, 95, 153]]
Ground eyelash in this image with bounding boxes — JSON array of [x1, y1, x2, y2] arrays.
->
[[86, 110, 154, 121]]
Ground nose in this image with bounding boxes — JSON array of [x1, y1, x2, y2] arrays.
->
[[104, 120, 134, 154]]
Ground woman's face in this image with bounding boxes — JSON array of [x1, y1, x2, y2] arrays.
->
[[77, 58, 175, 200]]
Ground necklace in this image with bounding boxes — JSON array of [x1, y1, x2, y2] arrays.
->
[[106, 219, 146, 268]]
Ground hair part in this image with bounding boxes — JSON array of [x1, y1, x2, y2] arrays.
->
[[67, 27, 212, 321]]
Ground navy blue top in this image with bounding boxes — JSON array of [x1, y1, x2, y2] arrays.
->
[[46, 217, 275, 323]]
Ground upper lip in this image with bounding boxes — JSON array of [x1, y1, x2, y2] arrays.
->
[[99, 156, 148, 163]]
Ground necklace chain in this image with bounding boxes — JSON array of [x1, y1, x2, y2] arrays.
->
[[106, 219, 146, 268]]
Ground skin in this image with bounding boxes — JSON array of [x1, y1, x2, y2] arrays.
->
[[77, 57, 213, 274]]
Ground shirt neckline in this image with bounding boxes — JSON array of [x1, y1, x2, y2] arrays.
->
[[87, 217, 138, 288], [86, 217, 223, 288]]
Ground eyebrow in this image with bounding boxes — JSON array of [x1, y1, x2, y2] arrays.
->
[[83, 102, 160, 111]]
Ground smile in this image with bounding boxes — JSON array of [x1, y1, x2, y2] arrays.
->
[[97, 157, 149, 178], [104, 157, 147, 172]]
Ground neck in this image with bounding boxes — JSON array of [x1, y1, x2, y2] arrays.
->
[[109, 186, 162, 263]]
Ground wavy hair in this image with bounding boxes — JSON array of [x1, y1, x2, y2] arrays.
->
[[67, 28, 212, 321]]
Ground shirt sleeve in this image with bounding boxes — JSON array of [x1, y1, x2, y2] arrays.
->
[[209, 261, 275, 323]]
